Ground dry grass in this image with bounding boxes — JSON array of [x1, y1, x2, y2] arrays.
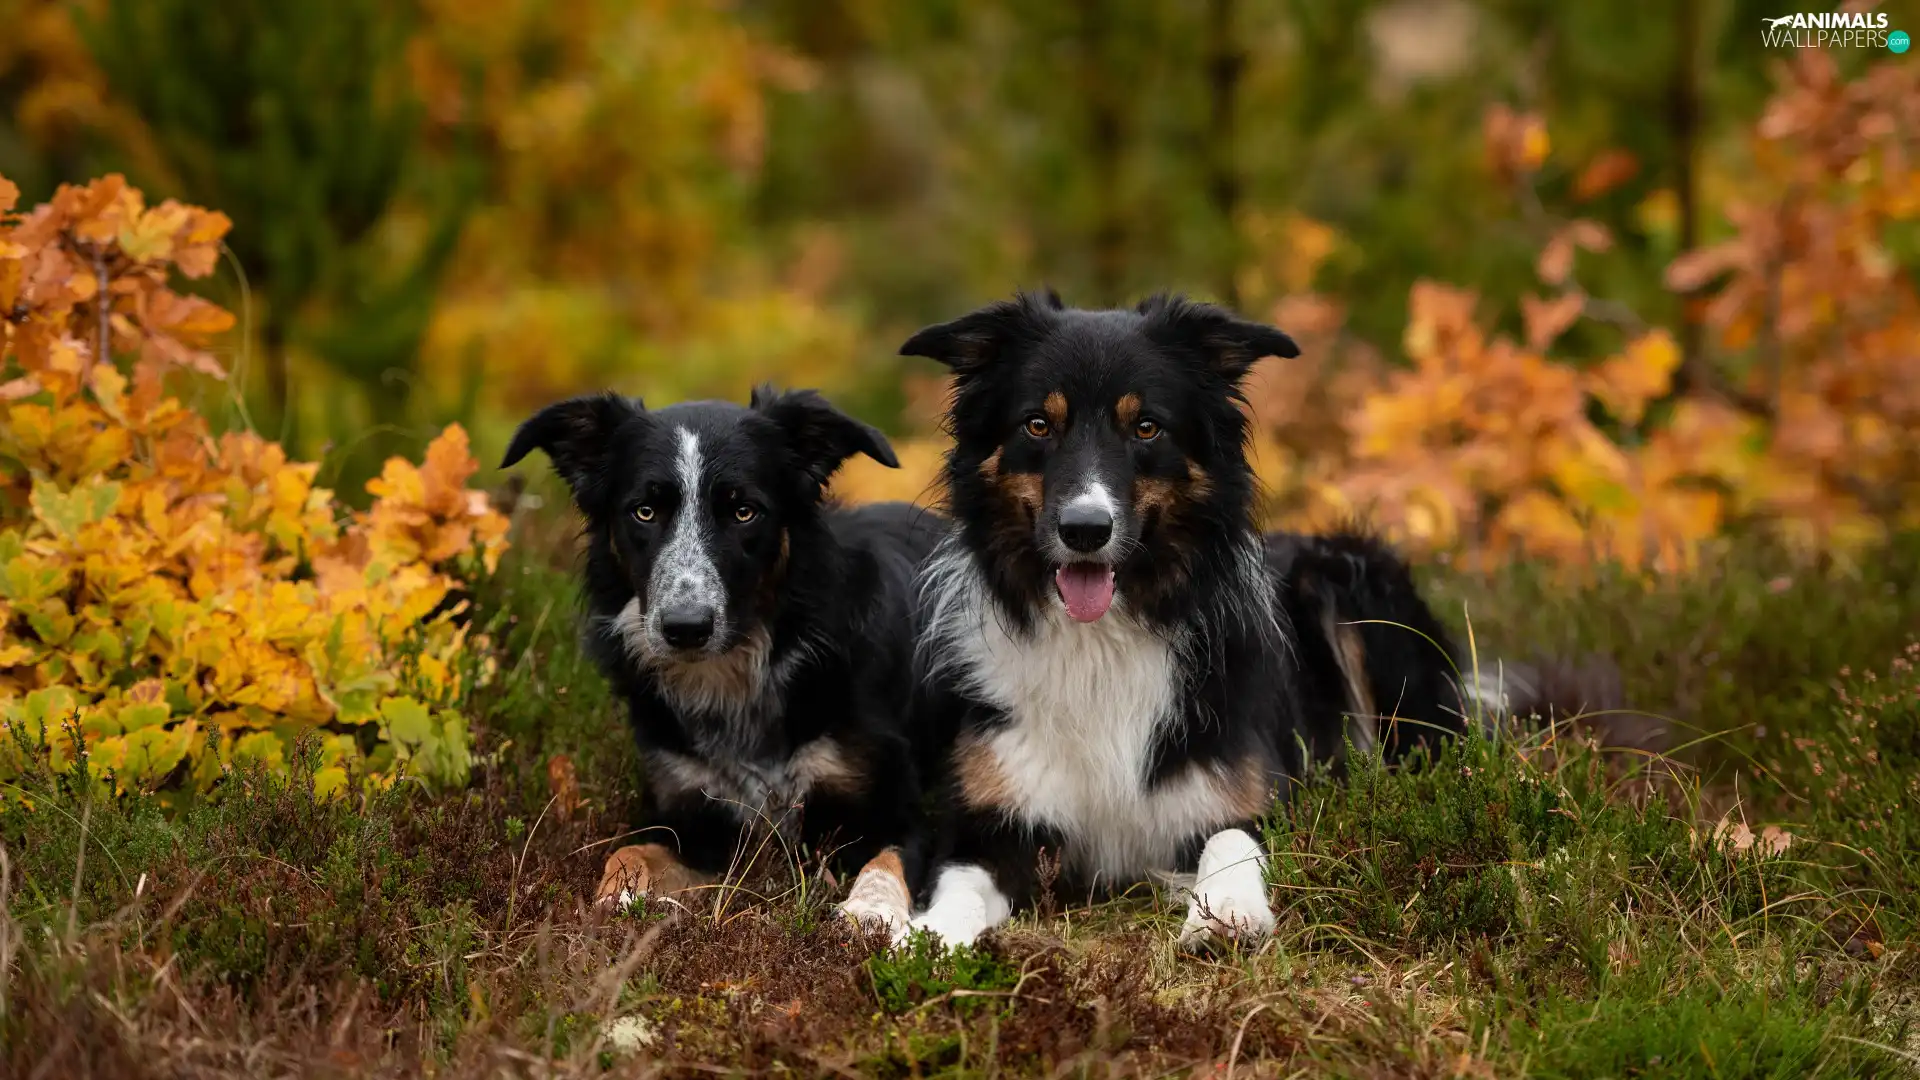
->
[[6, 528, 1920, 1078]]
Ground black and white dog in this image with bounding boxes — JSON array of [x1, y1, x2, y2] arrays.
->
[[501, 386, 945, 933], [897, 291, 1572, 949]]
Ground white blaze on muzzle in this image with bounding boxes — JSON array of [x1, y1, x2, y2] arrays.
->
[[648, 427, 727, 646], [1054, 477, 1120, 623]]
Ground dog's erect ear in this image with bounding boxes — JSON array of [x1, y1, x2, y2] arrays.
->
[[500, 392, 642, 513], [1136, 293, 1299, 384], [898, 289, 1062, 375], [751, 386, 899, 493]]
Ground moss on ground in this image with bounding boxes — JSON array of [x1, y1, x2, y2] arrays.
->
[[5, 526, 1919, 1077]]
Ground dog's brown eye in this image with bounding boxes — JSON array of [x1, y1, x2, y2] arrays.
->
[[1134, 419, 1161, 441], [733, 504, 757, 524], [633, 505, 656, 523], [1024, 416, 1051, 439]]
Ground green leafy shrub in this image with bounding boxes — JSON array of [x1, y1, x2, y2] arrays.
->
[[868, 929, 1019, 1016]]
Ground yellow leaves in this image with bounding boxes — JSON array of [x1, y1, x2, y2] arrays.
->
[[362, 425, 511, 572], [1586, 330, 1680, 425], [0, 171, 509, 797], [1312, 276, 1744, 574], [1494, 492, 1588, 563], [30, 477, 123, 540], [1198, 61, 1919, 575], [827, 436, 946, 508]]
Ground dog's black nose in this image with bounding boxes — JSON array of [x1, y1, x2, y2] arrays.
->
[[660, 605, 716, 649], [1058, 504, 1114, 553]]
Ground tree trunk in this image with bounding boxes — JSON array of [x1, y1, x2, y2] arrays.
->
[[1205, 0, 1245, 309], [1671, 0, 1705, 388], [1076, 0, 1127, 305]]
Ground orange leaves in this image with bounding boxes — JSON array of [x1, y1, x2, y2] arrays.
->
[[1482, 104, 1549, 184], [2, 173, 236, 409], [1221, 57, 1920, 572], [1535, 220, 1612, 287], [1522, 292, 1585, 352], [1586, 330, 1680, 426], [361, 425, 511, 571], [0, 172, 510, 796], [1666, 54, 1920, 545], [1572, 149, 1640, 202], [1315, 274, 1739, 572]]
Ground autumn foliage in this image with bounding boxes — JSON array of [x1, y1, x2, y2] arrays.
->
[[0, 174, 509, 796], [836, 55, 1920, 576], [1269, 53, 1920, 570]]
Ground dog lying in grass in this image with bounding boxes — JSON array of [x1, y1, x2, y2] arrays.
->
[[897, 291, 1599, 950], [502, 386, 946, 935]]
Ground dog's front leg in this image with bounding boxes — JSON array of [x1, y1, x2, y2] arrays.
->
[[904, 863, 1013, 949], [899, 810, 1046, 950], [839, 847, 915, 936], [1176, 826, 1275, 949], [595, 842, 707, 909]]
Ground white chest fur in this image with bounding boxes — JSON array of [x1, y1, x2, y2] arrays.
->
[[944, 589, 1239, 882]]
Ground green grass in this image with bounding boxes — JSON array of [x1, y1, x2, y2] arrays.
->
[[5, 525, 1919, 1077]]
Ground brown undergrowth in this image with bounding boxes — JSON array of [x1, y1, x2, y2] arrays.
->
[[6, 525, 1919, 1077]]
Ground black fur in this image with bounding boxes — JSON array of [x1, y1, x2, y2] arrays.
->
[[905, 291, 1488, 916], [502, 387, 946, 890]]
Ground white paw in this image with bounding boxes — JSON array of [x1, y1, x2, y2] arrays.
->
[[1177, 828, 1274, 951], [902, 907, 981, 950], [895, 864, 1009, 950], [1177, 888, 1276, 949]]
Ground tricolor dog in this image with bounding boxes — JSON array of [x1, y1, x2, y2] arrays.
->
[[899, 291, 1580, 949], [501, 387, 945, 934]]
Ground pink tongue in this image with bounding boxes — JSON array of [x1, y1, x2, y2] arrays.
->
[[1055, 564, 1116, 623]]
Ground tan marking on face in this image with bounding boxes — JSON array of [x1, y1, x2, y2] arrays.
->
[[953, 734, 1016, 810], [1115, 393, 1142, 428], [1000, 472, 1044, 514], [1186, 461, 1214, 500], [1131, 459, 1213, 521], [1043, 391, 1068, 429], [595, 842, 705, 905], [791, 738, 867, 798], [1133, 475, 1177, 518]]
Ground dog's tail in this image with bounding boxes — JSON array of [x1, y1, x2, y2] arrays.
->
[[1459, 653, 1667, 753]]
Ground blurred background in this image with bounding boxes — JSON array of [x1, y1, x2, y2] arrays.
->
[[3, 0, 1915, 569]]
